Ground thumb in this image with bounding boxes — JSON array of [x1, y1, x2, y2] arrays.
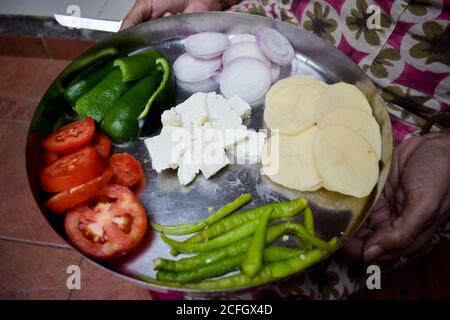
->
[[121, 0, 152, 30]]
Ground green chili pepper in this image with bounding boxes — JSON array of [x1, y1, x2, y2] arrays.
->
[[182, 249, 327, 290], [169, 198, 307, 256], [100, 69, 162, 142], [155, 222, 305, 272], [157, 253, 244, 283], [113, 50, 163, 82], [156, 245, 303, 283], [242, 208, 271, 277], [75, 68, 134, 122], [64, 57, 115, 105], [161, 218, 260, 253], [183, 198, 307, 243], [263, 246, 304, 263], [151, 193, 252, 235], [303, 207, 315, 236]]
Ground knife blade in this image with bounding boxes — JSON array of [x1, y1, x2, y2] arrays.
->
[[54, 14, 122, 32]]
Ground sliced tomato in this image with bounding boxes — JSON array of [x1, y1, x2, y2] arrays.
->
[[130, 168, 146, 194], [64, 184, 148, 260], [40, 146, 105, 193], [45, 169, 113, 214], [90, 132, 111, 159], [42, 118, 95, 154], [44, 149, 60, 165], [108, 153, 143, 187]]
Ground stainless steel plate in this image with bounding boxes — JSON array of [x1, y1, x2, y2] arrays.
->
[[26, 12, 392, 296]]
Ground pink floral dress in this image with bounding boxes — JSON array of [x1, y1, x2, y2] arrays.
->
[[150, 0, 450, 300]]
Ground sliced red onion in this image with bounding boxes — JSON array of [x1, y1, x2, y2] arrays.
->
[[220, 57, 271, 104], [173, 53, 222, 82], [222, 42, 270, 67], [256, 27, 294, 66], [211, 70, 222, 84], [270, 63, 280, 83], [229, 33, 256, 44], [184, 32, 230, 59]]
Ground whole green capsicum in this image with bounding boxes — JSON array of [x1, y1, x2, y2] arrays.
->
[[100, 70, 162, 142], [75, 68, 134, 123], [64, 57, 116, 105]]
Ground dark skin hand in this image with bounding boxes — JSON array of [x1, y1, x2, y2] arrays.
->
[[344, 132, 450, 262], [121, 0, 225, 30]]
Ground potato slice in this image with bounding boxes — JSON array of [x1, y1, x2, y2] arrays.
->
[[266, 76, 327, 103], [319, 108, 382, 160], [313, 125, 378, 198], [314, 82, 372, 122], [261, 126, 321, 191], [264, 83, 324, 134]]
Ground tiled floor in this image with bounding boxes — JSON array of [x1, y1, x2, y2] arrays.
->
[[0, 52, 448, 300]]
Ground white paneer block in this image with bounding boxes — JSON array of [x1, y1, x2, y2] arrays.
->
[[227, 130, 266, 164], [177, 148, 200, 185], [175, 92, 208, 128], [198, 124, 230, 179], [144, 126, 190, 173], [229, 95, 252, 119], [161, 109, 182, 127]]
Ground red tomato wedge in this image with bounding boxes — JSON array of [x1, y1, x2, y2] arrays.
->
[[40, 146, 105, 193], [42, 118, 95, 154], [64, 184, 148, 260], [45, 169, 113, 214], [44, 149, 60, 165], [90, 132, 112, 159], [108, 153, 143, 187]]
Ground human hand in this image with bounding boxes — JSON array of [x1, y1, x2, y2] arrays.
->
[[121, 0, 224, 30], [343, 132, 450, 262]]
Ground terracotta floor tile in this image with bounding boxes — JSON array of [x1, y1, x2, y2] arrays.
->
[[0, 121, 66, 245], [70, 258, 151, 300], [0, 240, 80, 299], [0, 97, 33, 121], [44, 38, 95, 60], [28, 60, 72, 101], [0, 35, 49, 58], [0, 56, 49, 99]]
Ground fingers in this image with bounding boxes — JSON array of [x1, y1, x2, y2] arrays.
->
[[363, 196, 437, 261], [375, 214, 447, 261], [341, 224, 371, 260], [121, 0, 152, 30]]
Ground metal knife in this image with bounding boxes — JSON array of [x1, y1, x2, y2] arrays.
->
[[54, 14, 122, 32]]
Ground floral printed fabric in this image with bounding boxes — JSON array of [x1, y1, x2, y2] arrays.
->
[[149, 0, 450, 300]]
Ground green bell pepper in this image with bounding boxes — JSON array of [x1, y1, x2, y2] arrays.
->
[[64, 57, 116, 105], [75, 68, 134, 123], [113, 50, 163, 82], [101, 70, 162, 142]]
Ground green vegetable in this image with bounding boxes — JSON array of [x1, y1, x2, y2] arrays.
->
[[157, 253, 244, 283], [75, 68, 134, 122], [182, 249, 327, 290], [100, 70, 162, 142], [242, 209, 271, 277], [161, 218, 260, 253], [151, 193, 252, 235], [303, 207, 315, 235], [113, 50, 163, 82], [181, 198, 307, 243], [262, 246, 303, 263], [137, 57, 172, 120], [156, 245, 302, 283], [154, 222, 305, 272], [64, 58, 115, 105]]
